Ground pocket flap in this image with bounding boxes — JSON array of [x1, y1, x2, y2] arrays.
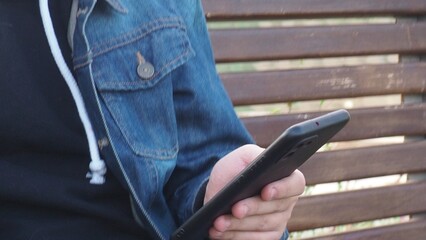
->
[[91, 18, 195, 91]]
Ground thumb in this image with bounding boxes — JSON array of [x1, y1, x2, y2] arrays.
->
[[204, 144, 264, 204]]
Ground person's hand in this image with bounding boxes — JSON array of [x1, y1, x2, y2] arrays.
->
[[204, 144, 306, 240]]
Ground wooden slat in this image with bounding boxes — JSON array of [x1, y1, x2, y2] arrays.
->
[[211, 23, 426, 62], [222, 62, 426, 105], [301, 219, 426, 240], [243, 103, 426, 147], [203, 0, 426, 20], [300, 141, 426, 185], [287, 181, 426, 231]]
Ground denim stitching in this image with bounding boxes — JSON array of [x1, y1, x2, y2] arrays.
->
[[74, 17, 184, 62], [99, 47, 192, 89], [73, 23, 184, 69], [95, 23, 183, 59], [91, 17, 183, 51], [74, 61, 88, 69], [101, 92, 179, 159], [91, 18, 184, 55]]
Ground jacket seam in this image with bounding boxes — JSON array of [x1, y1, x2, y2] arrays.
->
[[97, 47, 193, 89], [73, 18, 186, 67]]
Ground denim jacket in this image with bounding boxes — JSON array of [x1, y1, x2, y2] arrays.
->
[[69, 0, 289, 239], [69, 0, 254, 239]]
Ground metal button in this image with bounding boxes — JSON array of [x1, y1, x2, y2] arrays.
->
[[136, 51, 155, 80], [137, 62, 155, 79]]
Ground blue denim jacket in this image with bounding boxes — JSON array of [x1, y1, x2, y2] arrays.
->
[[70, 0, 288, 239]]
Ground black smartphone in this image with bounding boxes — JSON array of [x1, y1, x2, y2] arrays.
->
[[171, 109, 350, 240]]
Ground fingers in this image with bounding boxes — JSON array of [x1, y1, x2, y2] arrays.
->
[[231, 196, 299, 219], [210, 210, 292, 240], [213, 209, 293, 233], [209, 229, 285, 240], [229, 170, 304, 219], [210, 197, 298, 239], [206, 149, 306, 240], [261, 169, 306, 201], [235, 144, 265, 166], [208, 170, 305, 239], [204, 144, 265, 204]]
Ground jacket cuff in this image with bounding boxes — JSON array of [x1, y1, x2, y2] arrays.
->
[[282, 228, 289, 240], [192, 178, 209, 212]]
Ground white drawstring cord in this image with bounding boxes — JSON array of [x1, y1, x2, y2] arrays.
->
[[39, 0, 106, 184]]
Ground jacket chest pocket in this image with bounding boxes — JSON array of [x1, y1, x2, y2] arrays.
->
[[90, 18, 195, 159]]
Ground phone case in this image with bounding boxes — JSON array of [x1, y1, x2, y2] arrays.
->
[[171, 109, 350, 240]]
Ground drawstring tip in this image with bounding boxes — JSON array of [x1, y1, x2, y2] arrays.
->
[[89, 173, 106, 185], [87, 159, 107, 185]]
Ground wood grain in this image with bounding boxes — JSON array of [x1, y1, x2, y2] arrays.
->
[[288, 181, 426, 231], [203, 0, 426, 20], [242, 104, 426, 147], [300, 141, 426, 185], [301, 219, 426, 240], [211, 23, 426, 62], [222, 62, 426, 105]]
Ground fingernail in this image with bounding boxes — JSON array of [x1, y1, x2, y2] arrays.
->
[[241, 205, 249, 217], [212, 230, 223, 238], [269, 187, 277, 200], [224, 218, 231, 229]]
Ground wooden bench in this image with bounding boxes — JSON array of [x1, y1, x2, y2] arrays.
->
[[203, 0, 426, 239]]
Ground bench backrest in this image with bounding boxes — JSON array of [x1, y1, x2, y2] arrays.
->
[[203, 0, 426, 239]]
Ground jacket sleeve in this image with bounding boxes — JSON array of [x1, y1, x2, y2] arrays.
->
[[163, 2, 290, 240], [164, 58, 254, 223], [163, 0, 254, 224]]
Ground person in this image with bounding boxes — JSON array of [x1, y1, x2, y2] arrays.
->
[[0, 0, 305, 239]]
